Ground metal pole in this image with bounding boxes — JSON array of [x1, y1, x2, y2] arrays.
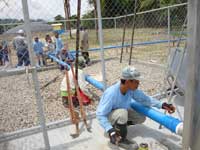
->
[[21, 0, 50, 149], [182, 0, 197, 149], [64, 21, 67, 32], [114, 18, 117, 31], [168, 7, 171, 52], [96, 0, 107, 90]]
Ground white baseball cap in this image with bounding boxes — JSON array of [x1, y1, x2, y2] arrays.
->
[[121, 66, 141, 80], [17, 29, 24, 34]]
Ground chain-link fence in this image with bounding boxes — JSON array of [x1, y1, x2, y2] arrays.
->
[[0, 2, 187, 66], [0, 0, 187, 149]]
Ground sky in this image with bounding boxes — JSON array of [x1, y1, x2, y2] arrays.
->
[[0, 0, 93, 21]]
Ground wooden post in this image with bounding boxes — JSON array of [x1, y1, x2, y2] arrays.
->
[[75, 0, 81, 84], [129, 0, 138, 65], [120, 11, 127, 63], [64, 0, 73, 39], [93, 0, 99, 42]]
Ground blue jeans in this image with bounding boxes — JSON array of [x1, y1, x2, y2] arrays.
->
[[17, 49, 30, 66]]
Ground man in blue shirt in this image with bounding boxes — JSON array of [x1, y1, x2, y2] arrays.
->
[[96, 66, 175, 149], [54, 32, 63, 59], [60, 45, 75, 70], [33, 37, 45, 67]]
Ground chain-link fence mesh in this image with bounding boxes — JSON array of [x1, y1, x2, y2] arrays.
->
[[0, 0, 187, 141]]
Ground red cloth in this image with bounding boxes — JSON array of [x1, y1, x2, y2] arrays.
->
[[79, 88, 91, 105]]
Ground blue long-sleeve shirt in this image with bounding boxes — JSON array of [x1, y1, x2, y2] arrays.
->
[[55, 38, 63, 53], [60, 52, 75, 62], [96, 82, 163, 132], [33, 41, 44, 54]]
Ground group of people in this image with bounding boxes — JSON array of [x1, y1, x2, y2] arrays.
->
[[59, 26, 91, 70], [1, 26, 90, 68]]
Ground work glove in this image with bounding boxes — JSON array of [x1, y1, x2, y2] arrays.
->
[[108, 128, 121, 145], [162, 102, 175, 114]]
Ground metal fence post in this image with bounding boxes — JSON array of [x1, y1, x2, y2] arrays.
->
[[21, 0, 50, 149], [96, 0, 107, 90], [63, 20, 67, 32], [168, 7, 171, 51], [114, 17, 117, 31]]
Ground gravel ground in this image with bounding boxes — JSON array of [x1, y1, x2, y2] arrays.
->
[[0, 51, 166, 133]]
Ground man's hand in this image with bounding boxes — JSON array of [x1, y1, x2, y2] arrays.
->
[[108, 128, 121, 145], [162, 103, 175, 114]]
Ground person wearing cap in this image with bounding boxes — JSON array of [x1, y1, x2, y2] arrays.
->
[[13, 29, 30, 67], [54, 32, 63, 59], [60, 44, 75, 70], [60, 67, 91, 107], [33, 37, 45, 67], [96, 66, 175, 149]]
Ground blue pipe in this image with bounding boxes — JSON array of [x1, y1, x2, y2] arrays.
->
[[48, 52, 182, 134], [70, 38, 186, 54], [49, 39, 186, 58], [48, 51, 182, 134], [85, 75, 105, 91], [48, 54, 71, 70], [48, 54, 105, 91], [130, 100, 182, 133], [78, 68, 182, 134]]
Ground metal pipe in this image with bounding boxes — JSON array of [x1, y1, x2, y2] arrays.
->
[[182, 0, 197, 149], [115, 3, 188, 19], [114, 18, 117, 31], [96, 0, 107, 90], [21, 0, 50, 149], [168, 7, 171, 52]]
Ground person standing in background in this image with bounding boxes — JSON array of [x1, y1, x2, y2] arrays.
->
[[33, 37, 45, 67], [54, 32, 63, 59], [13, 29, 30, 67], [80, 26, 90, 65]]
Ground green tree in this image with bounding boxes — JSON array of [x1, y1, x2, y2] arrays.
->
[[54, 15, 65, 21]]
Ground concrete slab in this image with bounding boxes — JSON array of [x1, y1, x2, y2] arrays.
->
[[0, 116, 182, 150]]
